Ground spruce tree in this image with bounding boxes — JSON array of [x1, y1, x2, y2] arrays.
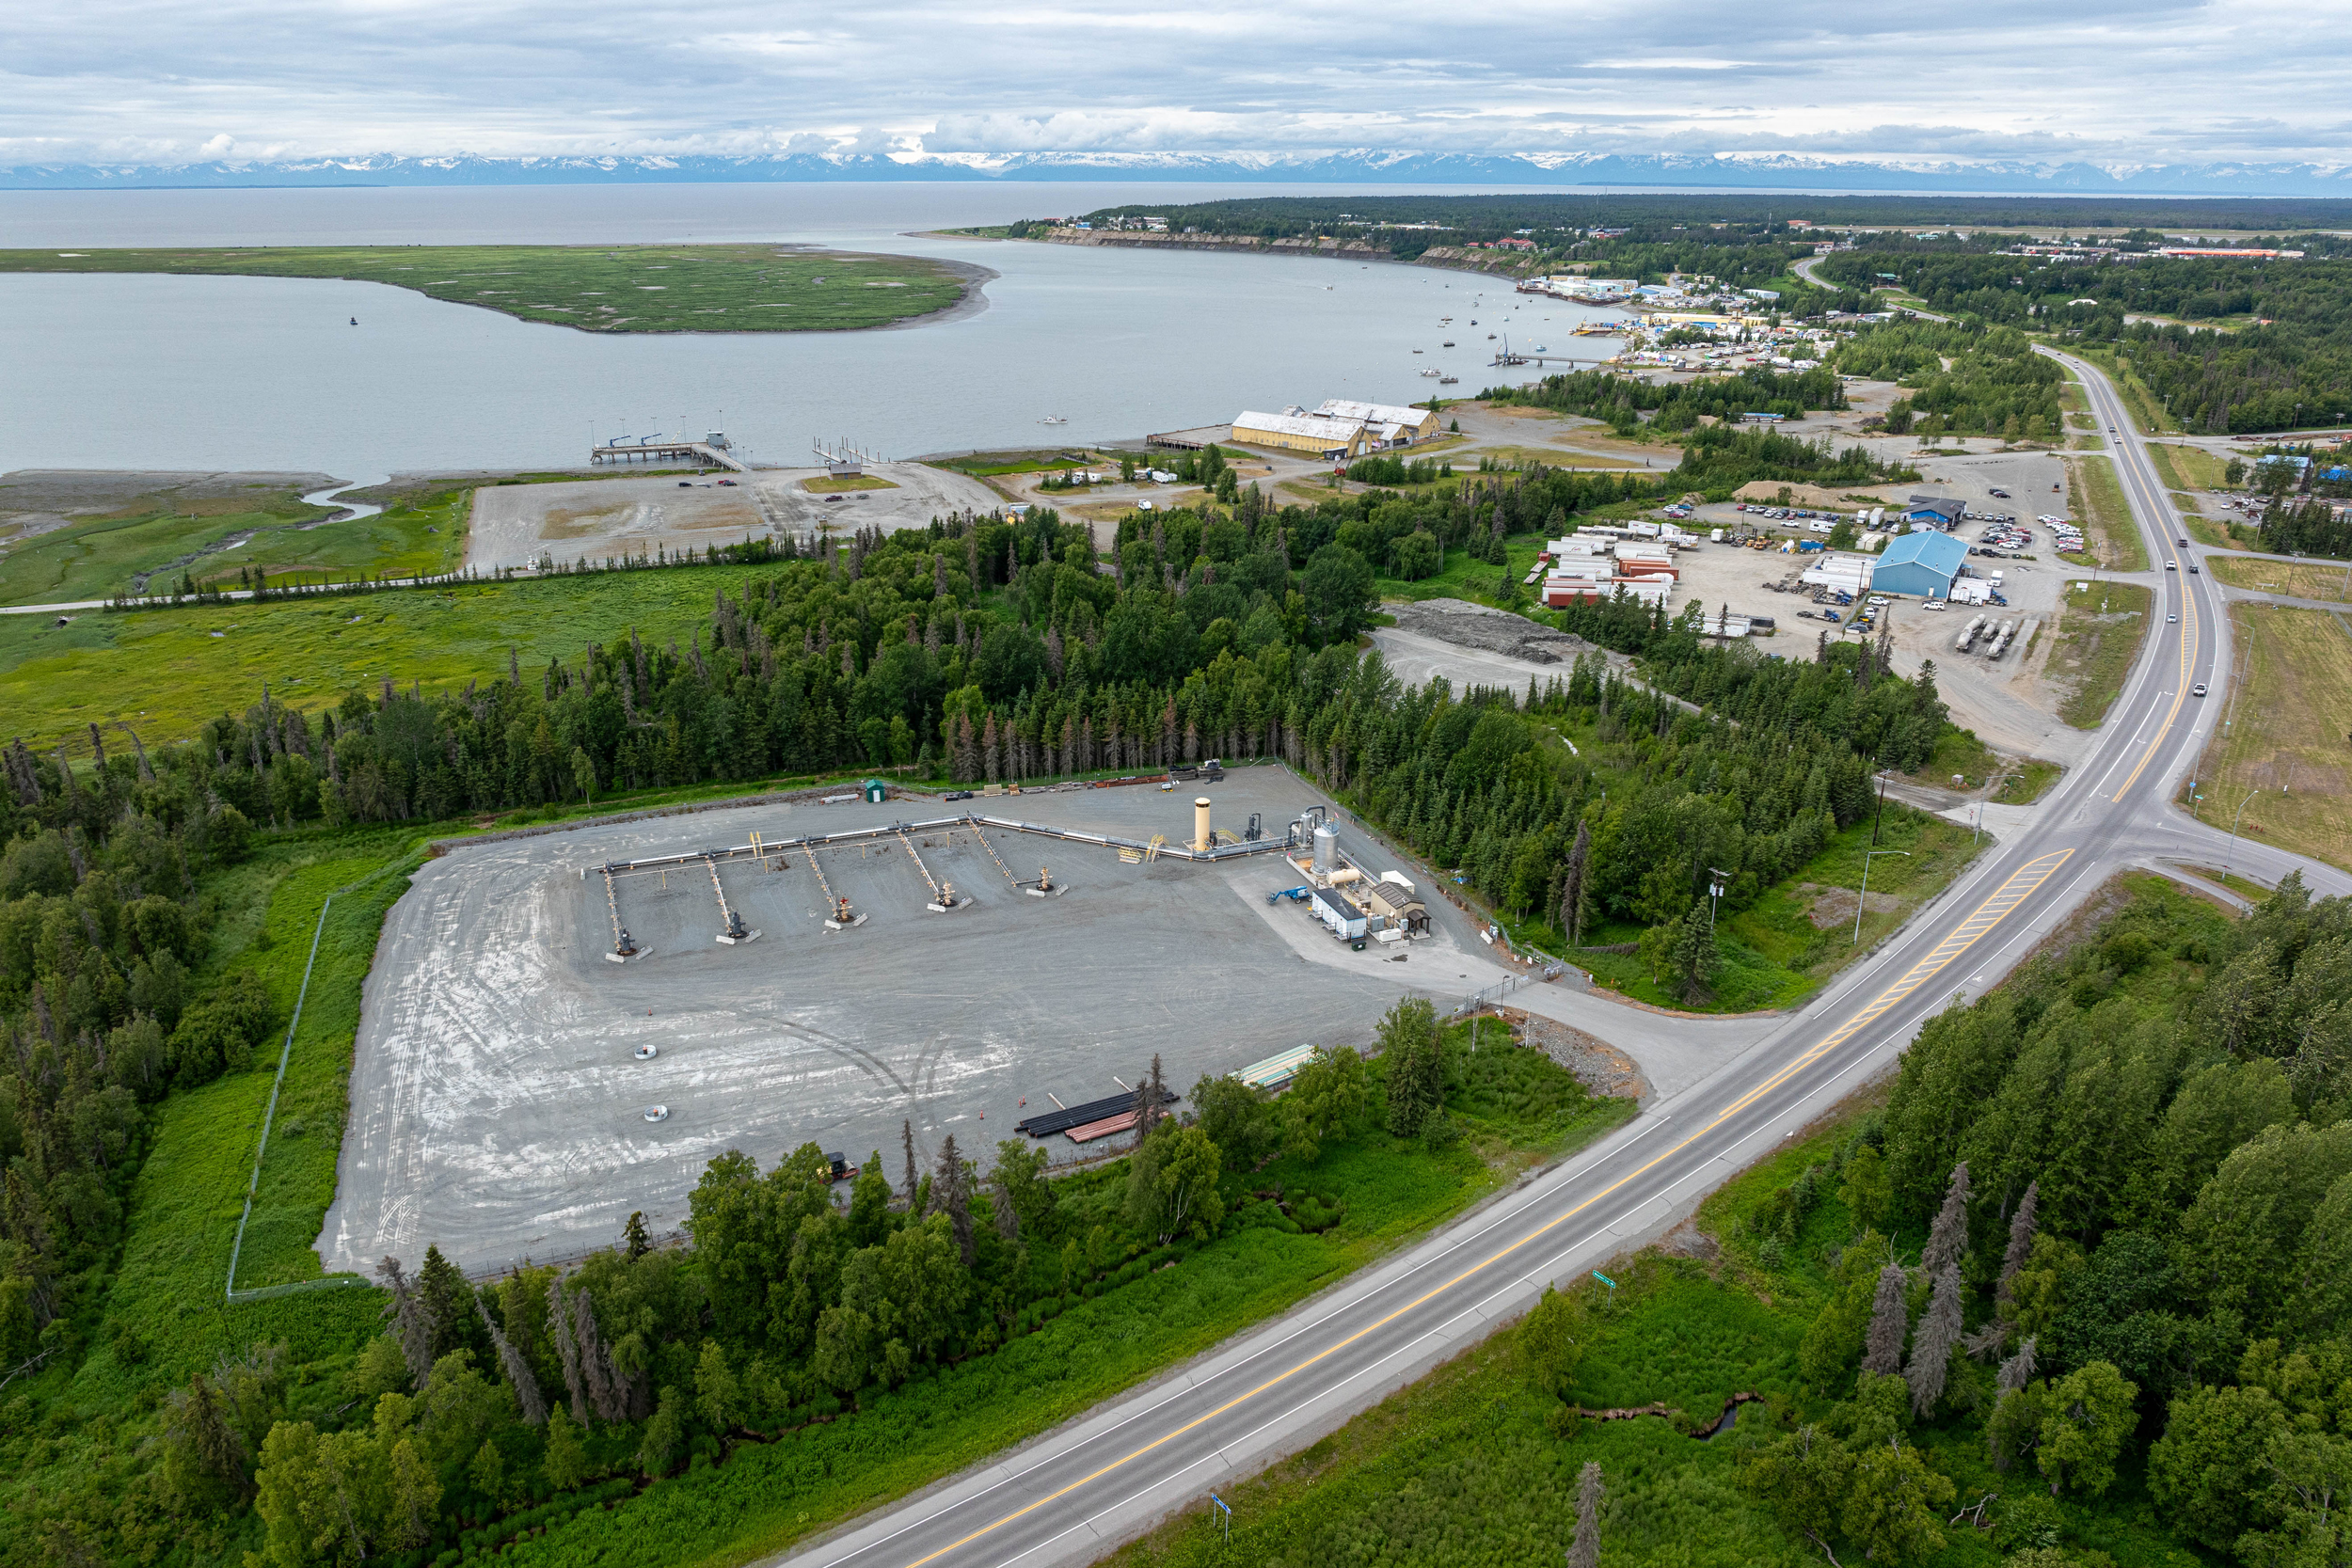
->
[[378, 1256, 435, 1388], [932, 1133, 975, 1265], [1862, 1263, 1910, 1376], [1996, 1180, 2039, 1310], [478, 1295, 548, 1425], [417, 1243, 483, 1364], [1907, 1263, 1963, 1416], [624, 1211, 651, 1259], [1922, 1162, 1972, 1275], [1568, 1460, 1605, 1568], [1380, 997, 1445, 1138], [1561, 820, 1592, 948]]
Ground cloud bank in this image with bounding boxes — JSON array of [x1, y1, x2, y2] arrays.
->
[[4, 0, 2347, 168]]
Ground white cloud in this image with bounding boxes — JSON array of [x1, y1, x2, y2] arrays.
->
[[2, 0, 2349, 166]]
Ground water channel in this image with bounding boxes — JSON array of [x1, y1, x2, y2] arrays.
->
[[0, 182, 1610, 479]]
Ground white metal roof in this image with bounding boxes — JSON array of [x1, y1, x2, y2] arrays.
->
[[1232, 410, 1365, 442], [1315, 399, 1434, 428]]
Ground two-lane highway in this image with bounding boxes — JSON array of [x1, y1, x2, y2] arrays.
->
[[770, 353, 2338, 1568]]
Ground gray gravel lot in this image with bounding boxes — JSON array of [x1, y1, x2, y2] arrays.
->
[[321, 770, 1518, 1276]]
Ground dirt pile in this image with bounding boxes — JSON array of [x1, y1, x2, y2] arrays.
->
[[1386, 598, 1606, 666]]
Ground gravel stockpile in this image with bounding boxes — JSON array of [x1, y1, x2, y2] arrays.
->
[[1385, 598, 1610, 667]]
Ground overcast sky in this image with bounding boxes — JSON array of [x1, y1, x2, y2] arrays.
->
[[5, 0, 2344, 167]]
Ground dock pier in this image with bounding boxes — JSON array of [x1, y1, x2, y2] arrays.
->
[[590, 436, 747, 472]]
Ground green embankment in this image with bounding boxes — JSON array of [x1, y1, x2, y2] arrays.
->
[[1107, 879, 2244, 1568], [0, 245, 972, 333], [2053, 580, 2153, 729], [0, 562, 774, 751], [2062, 456, 2148, 571]]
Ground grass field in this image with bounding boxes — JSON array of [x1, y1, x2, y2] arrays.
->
[[2193, 605, 2352, 871], [1534, 805, 1980, 1014], [0, 562, 776, 750], [801, 473, 901, 494], [2052, 580, 2152, 727], [0, 245, 972, 333], [2207, 554, 2352, 601], [0, 477, 475, 606], [2063, 455, 2148, 570], [1998, 756, 2063, 802], [2147, 441, 2231, 493], [1374, 530, 1557, 607]]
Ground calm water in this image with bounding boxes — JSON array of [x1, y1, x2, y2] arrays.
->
[[0, 182, 1600, 479]]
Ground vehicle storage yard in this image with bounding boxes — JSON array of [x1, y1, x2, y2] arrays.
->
[[321, 769, 1513, 1277]]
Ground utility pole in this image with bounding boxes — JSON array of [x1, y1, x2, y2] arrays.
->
[[1855, 850, 1911, 944], [2225, 790, 2260, 879], [1708, 867, 1731, 933], [1870, 769, 1890, 847]]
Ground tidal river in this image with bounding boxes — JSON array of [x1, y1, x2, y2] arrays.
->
[[0, 182, 1608, 480]]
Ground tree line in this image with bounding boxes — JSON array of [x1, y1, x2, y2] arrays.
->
[[1700, 877, 2352, 1564]]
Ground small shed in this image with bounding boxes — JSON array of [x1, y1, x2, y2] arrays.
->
[[862, 779, 888, 803]]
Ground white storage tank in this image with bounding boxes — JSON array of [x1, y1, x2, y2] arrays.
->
[[1312, 824, 1338, 876]]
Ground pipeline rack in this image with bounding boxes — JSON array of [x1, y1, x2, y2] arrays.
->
[[580, 813, 1295, 880]]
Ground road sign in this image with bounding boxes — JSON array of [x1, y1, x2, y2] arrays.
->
[[1592, 1271, 1617, 1290], [1210, 1492, 1232, 1544]]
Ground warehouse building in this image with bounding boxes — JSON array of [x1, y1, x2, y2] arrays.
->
[[1314, 399, 1441, 446], [1905, 494, 1965, 528], [1230, 408, 1372, 459], [1871, 530, 1970, 600]]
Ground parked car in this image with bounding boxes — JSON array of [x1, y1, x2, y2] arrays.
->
[[942, 789, 974, 801]]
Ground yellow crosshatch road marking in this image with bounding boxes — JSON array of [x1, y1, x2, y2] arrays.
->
[[890, 848, 2078, 1568]]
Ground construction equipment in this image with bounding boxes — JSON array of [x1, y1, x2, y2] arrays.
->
[[1025, 865, 1064, 898], [1267, 886, 1313, 905]]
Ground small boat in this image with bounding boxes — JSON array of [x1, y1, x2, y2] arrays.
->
[[1533, 344, 1548, 352], [1442, 341, 1454, 347], [1486, 333, 1497, 340], [1040, 415, 1068, 424], [1420, 368, 1441, 377], [1412, 348, 1422, 354], [1438, 376, 1459, 385], [349, 317, 358, 325]]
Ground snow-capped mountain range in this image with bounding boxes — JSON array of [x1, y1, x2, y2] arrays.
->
[[8, 149, 2352, 196]]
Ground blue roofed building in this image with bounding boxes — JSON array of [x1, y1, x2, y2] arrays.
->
[[1872, 531, 1970, 599]]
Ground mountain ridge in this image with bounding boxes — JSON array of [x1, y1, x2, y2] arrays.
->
[[9, 148, 2352, 196]]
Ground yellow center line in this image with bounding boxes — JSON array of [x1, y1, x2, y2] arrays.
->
[[896, 849, 2076, 1568], [2108, 438, 2201, 802]]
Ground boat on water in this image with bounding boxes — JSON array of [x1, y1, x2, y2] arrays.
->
[[1442, 340, 1454, 346], [1486, 333, 1497, 340], [1040, 415, 1068, 424], [1419, 368, 1441, 377], [1412, 348, 1422, 354], [1438, 376, 1459, 385], [1533, 344, 1548, 352]]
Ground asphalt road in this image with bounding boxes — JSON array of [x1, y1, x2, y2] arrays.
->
[[769, 352, 2351, 1568]]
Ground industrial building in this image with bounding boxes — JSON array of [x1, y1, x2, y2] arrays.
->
[[1313, 400, 1441, 445], [1229, 408, 1374, 459], [1871, 530, 1970, 600], [1904, 495, 1965, 528]]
